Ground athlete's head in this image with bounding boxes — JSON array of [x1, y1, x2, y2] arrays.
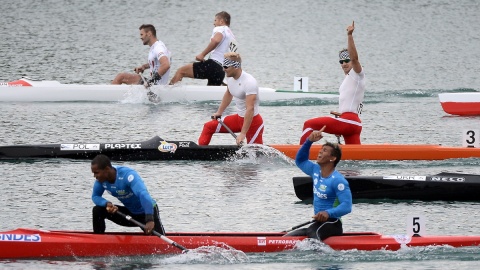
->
[[215, 11, 231, 26], [339, 48, 352, 74], [324, 142, 342, 167], [91, 154, 112, 170], [139, 24, 157, 46], [139, 24, 156, 37], [91, 154, 113, 182], [223, 52, 241, 77], [223, 52, 242, 68]]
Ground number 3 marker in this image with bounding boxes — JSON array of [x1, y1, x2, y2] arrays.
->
[[463, 129, 479, 148]]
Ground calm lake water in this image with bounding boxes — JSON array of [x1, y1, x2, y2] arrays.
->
[[1, 0, 479, 269]]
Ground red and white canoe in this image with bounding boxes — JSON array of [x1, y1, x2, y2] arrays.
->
[[0, 77, 338, 103], [1, 228, 479, 259], [438, 92, 480, 116]]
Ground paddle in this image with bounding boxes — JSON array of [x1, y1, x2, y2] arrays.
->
[[138, 73, 160, 103], [282, 220, 316, 233], [116, 210, 189, 252], [212, 116, 237, 139], [330, 112, 342, 144], [212, 116, 245, 146]]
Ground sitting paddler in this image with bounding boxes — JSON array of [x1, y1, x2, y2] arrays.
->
[[287, 127, 352, 240], [112, 24, 171, 86], [169, 11, 236, 86], [198, 52, 264, 146], [90, 154, 165, 235]]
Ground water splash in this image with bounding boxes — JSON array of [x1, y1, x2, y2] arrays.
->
[[120, 87, 153, 104], [230, 144, 295, 165], [161, 245, 249, 264]]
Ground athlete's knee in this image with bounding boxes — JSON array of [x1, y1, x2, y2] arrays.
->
[[181, 64, 195, 76], [299, 128, 313, 144], [203, 120, 218, 132], [92, 205, 107, 218], [112, 73, 125, 84]]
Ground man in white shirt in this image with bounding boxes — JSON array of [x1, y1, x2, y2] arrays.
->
[[198, 52, 264, 146], [169, 11, 237, 86], [300, 21, 366, 145], [112, 24, 171, 85]]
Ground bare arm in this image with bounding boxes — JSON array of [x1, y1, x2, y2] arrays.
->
[[213, 89, 233, 118], [240, 94, 256, 136], [196, 32, 223, 61], [234, 93, 256, 145], [134, 63, 150, 74], [156, 56, 170, 77], [347, 21, 362, 74]]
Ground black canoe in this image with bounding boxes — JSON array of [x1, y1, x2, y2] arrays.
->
[[293, 172, 480, 201], [0, 136, 241, 161]]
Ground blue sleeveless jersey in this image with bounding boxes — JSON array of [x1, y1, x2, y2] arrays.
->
[[295, 140, 352, 218], [92, 166, 155, 215]]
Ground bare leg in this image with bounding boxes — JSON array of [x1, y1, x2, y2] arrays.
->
[[169, 63, 195, 85], [112, 73, 141, 85]]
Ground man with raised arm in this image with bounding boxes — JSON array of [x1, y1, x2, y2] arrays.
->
[[287, 127, 352, 240], [300, 21, 366, 145]]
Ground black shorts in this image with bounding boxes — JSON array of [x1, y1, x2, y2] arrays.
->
[[92, 204, 166, 235], [284, 218, 343, 241], [193, 59, 225, 86]]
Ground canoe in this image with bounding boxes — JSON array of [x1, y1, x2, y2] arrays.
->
[[0, 136, 238, 161], [1, 136, 480, 161], [0, 77, 339, 103], [1, 228, 479, 259], [293, 172, 480, 201], [438, 92, 480, 116], [278, 143, 480, 160]]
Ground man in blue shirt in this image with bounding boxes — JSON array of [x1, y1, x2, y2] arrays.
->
[[91, 154, 165, 235], [288, 126, 352, 240]]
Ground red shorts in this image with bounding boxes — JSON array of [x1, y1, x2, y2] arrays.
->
[[198, 114, 264, 145], [300, 112, 362, 144]]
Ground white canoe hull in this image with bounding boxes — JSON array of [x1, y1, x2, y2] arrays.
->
[[0, 78, 338, 103], [438, 93, 480, 116]]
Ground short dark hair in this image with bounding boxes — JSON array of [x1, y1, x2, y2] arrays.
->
[[91, 154, 112, 170], [139, 24, 156, 37], [216, 11, 231, 26], [324, 142, 342, 167]]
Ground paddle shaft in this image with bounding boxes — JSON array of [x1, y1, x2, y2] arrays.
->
[[216, 118, 237, 139], [332, 113, 342, 144], [282, 220, 316, 233], [116, 210, 189, 252], [137, 73, 159, 102]]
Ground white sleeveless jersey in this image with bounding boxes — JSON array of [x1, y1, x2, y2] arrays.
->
[[338, 68, 366, 114], [209, 26, 237, 63], [148, 40, 171, 85], [226, 71, 260, 117]]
